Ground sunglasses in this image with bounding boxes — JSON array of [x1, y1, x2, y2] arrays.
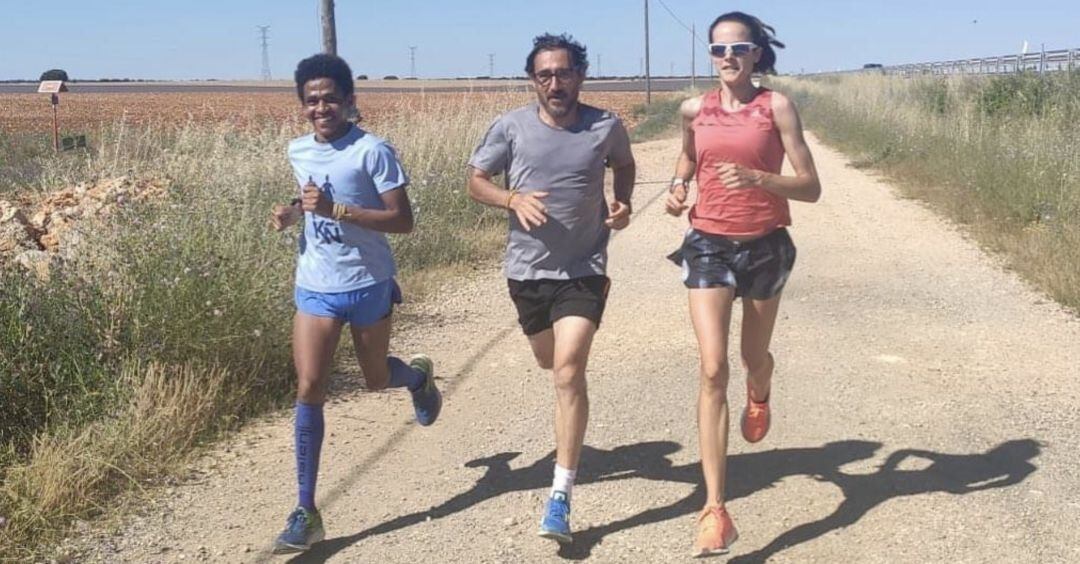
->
[[532, 68, 579, 86], [708, 42, 758, 58]]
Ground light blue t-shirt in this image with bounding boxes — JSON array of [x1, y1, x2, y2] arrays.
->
[[288, 124, 408, 293]]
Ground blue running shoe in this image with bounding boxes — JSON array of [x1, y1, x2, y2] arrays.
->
[[538, 491, 572, 544], [272, 506, 325, 554], [409, 354, 441, 426]]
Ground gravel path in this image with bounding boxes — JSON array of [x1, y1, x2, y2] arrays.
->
[[71, 134, 1080, 563]]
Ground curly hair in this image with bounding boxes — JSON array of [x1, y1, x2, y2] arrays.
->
[[293, 53, 354, 101], [708, 12, 785, 75], [524, 33, 589, 75]]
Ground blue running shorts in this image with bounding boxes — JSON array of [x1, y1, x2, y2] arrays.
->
[[294, 279, 403, 327]]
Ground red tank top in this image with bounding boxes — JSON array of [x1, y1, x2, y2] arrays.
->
[[689, 88, 790, 237]]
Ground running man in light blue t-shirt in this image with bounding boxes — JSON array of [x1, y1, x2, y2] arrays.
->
[[267, 53, 442, 555]]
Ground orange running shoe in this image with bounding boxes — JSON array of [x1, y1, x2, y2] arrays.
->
[[694, 506, 738, 557], [740, 381, 771, 443]]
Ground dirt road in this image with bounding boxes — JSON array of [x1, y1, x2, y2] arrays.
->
[[72, 134, 1080, 563]]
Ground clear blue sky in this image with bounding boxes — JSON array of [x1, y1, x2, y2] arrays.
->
[[2, 0, 1077, 80]]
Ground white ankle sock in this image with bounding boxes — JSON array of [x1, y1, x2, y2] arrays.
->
[[551, 464, 576, 499]]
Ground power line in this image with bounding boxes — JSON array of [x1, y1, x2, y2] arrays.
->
[[652, 0, 712, 80], [655, 0, 708, 46], [257, 25, 271, 81]]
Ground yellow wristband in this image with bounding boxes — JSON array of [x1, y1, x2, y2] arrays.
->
[[333, 203, 347, 220], [505, 189, 519, 209]]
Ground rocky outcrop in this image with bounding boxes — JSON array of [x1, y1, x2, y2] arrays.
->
[[0, 176, 170, 277], [0, 201, 40, 255]]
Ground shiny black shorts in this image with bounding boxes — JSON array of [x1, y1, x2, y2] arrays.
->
[[507, 275, 611, 336], [667, 228, 796, 299]]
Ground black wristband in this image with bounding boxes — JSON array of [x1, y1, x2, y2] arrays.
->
[[289, 197, 301, 207]]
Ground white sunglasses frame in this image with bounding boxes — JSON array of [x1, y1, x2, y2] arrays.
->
[[707, 42, 759, 57]]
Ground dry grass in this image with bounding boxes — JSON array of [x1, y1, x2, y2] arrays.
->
[[769, 72, 1080, 311], [0, 361, 243, 562]]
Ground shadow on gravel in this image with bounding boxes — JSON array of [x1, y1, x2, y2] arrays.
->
[[724, 439, 1040, 563], [288, 438, 1040, 563]]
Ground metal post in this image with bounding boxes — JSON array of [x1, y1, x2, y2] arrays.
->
[[644, 0, 651, 104], [51, 94, 59, 153], [320, 0, 337, 55], [691, 23, 697, 90], [1040, 44, 1046, 74]]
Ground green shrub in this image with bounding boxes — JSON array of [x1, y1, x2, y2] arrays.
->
[[630, 94, 689, 142], [977, 73, 1055, 117], [38, 69, 69, 82], [912, 78, 951, 115], [0, 271, 118, 452]]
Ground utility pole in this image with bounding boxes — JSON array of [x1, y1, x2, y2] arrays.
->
[[644, 0, 651, 103], [409, 46, 417, 78], [320, 0, 337, 55], [257, 25, 272, 81], [691, 23, 696, 89], [488, 53, 495, 77], [597, 53, 602, 77]]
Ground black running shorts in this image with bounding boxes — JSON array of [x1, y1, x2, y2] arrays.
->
[[506, 275, 611, 336], [667, 228, 796, 299]]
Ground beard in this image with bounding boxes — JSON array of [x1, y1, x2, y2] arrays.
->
[[538, 90, 578, 118]]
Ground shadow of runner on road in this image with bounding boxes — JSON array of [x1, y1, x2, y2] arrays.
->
[[727, 439, 1040, 563], [562, 439, 1040, 560], [289, 439, 1039, 563], [557, 439, 882, 560], [287, 441, 682, 563]]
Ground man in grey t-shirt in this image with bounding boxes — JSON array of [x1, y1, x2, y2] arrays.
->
[[467, 33, 635, 544]]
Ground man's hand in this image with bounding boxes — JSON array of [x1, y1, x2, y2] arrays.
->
[[716, 162, 762, 189], [269, 202, 302, 231], [301, 179, 333, 217], [509, 190, 549, 231], [665, 184, 689, 216], [605, 200, 631, 230]]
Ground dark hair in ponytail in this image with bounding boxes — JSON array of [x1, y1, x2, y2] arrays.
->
[[708, 12, 785, 74]]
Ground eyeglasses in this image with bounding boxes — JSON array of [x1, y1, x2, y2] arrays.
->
[[532, 68, 578, 86], [708, 42, 758, 58]]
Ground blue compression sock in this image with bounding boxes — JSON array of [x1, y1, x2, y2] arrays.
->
[[295, 401, 325, 511], [387, 356, 424, 391]]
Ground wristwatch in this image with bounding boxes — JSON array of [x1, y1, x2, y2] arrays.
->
[[669, 178, 688, 193]]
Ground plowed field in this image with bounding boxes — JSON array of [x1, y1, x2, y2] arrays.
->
[[0, 91, 654, 134]]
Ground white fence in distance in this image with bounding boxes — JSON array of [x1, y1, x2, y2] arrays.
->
[[803, 47, 1079, 77]]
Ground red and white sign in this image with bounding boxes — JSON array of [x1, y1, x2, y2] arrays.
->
[[38, 80, 68, 93]]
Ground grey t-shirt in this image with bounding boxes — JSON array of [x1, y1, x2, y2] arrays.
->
[[469, 103, 634, 280]]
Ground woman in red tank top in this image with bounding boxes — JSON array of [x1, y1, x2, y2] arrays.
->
[[664, 11, 821, 557]]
